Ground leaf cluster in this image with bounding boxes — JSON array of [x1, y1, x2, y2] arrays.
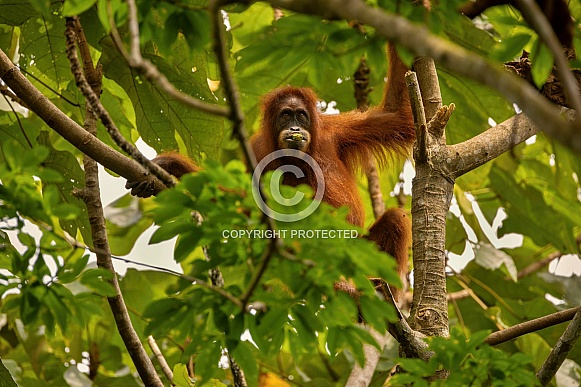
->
[[142, 160, 400, 385], [392, 328, 539, 386]]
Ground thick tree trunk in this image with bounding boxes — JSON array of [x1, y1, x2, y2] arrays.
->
[[407, 57, 452, 338]]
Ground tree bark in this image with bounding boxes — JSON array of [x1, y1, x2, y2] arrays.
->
[[407, 58, 451, 338]]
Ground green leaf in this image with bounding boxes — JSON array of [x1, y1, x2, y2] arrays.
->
[[172, 363, 195, 387], [343, 327, 366, 367], [293, 304, 324, 335], [27, 0, 51, 14], [150, 219, 193, 244], [194, 339, 222, 384], [490, 34, 531, 62], [531, 39, 554, 87], [175, 11, 210, 52], [0, 0, 40, 25], [142, 298, 185, 319], [398, 358, 437, 376], [97, 0, 127, 34], [80, 269, 117, 297], [21, 284, 44, 325], [231, 341, 259, 387], [17, 232, 36, 251], [63, 0, 98, 16], [174, 230, 203, 263], [489, 165, 578, 252], [44, 288, 70, 333], [105, 195, 154, 256], [38, 132, 92, 244], [32, 254, 50, 278], [20, 9, 72, 94], [52, 203, 80, 220], [0, 359, 18, 387], [359, 295, 392, 330], [439, 71, 513, 145]]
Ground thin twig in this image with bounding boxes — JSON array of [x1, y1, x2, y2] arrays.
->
[[110, 254, 244, 308], [371, 277, 430, 360], [446, 289, 470, 302], [66, 235, 244, 307], [0, 84, 28, 109], [148, 335, 175, 385], [405, 71, 427, 162], [202, 3, 265, 385], [209, 1, 257, 169], [19, 67, 81, 107], [55, 232, 244, 309], [516, 252, 562, 280], [239, 236, 279, 306], [1, 93, 32, 148]]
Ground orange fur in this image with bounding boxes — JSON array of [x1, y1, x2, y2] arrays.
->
[[250, 44, 414, 227], [367, 208, 412, 302], [152, 152, 200, 178]]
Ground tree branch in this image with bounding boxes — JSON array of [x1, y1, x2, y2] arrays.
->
[[369, 278, 431, 360], [448, 109, 575, 178], [0, 48, 167, 192], [515, 252, 562, 281], [485, 306, 580, 347], [65, 19, 163, 387], [345, 328, 391, 385], [110, 253, 244, 308], [387, 317, 431, 361], [406, 71, 427, 162], [536, 307, 581, 386], [148, 335, 175, 385], [407, 60, 453, 338]]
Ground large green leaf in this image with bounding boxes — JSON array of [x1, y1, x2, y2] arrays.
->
[[100, 37, 224, 160], [439, 70, 514, 145], [489, 164, 579, 253], [19, 7, 74, 99], [0, 0, 39, 26]]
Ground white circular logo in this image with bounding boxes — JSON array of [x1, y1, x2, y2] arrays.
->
[[252, 149, 325, 222]]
